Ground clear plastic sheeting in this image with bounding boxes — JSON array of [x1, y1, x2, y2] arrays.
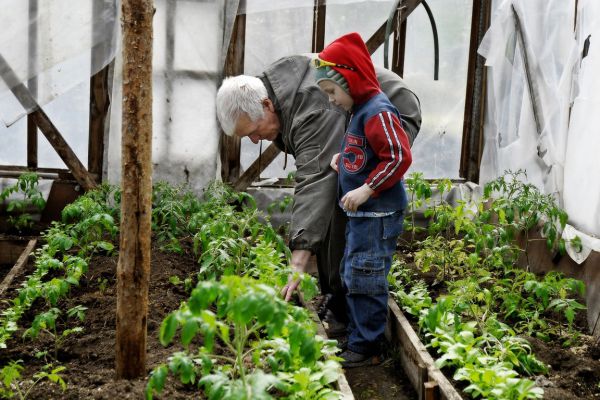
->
[[563, 0, 600, 238], [239, 0, 314, 178], [479, 0, 600, 240], [107, 0, 223, 194], [240, 0, 397, 178], [478, 0, 576, 195], [238, 0, 472, 179], [239, 0, 396, 15], [402, 0, 473, 179], [0, 0, 118, 126]]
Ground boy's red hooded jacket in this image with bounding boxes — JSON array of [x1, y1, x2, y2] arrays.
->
[[319, 32, 412, 210]]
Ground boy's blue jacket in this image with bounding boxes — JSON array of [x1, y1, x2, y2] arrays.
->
[[341, 92, 409, 212], [319, 32, 413, 212]]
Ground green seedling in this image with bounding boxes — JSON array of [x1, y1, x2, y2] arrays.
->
[[0, 361, 66, 399]]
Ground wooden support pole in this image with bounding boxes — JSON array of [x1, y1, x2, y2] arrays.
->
[[220, 3, 246, 183], [392, 17, 407, 77], [88, 64, 112, 182], [27, 0, 38, 169], [0, 54, 97, 191], [116, 0, 153, 380], [312, 0, 326, 53], [459, 0, 491, 182], [88, 0, 115, 183], [424, 381, 439, 400]]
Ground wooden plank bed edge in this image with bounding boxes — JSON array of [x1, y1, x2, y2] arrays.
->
[[386, 298, 463, 400], [0, 239, 37, 297]]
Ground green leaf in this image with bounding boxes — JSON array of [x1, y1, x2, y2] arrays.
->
[[96, 241, 114, 252], [146, 365, 168, 400], [181, 319, 199, 346], [160, 313, 178, 346]]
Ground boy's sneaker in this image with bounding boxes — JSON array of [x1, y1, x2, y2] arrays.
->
[[339, 350, 382, 368]]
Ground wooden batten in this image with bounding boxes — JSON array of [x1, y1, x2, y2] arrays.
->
[[386, 299, 463, 400], [233, 142, 281, 192], [0, 239, 37, 297]]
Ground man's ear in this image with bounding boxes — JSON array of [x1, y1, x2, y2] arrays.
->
[[262, 98, 275, 112]]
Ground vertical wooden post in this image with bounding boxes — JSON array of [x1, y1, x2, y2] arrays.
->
[[312, 0, 326, 53], [460, 0, 491, 182], [27, 0, 38, 169], [88, 64, 112, 182], [220, 2, 245, 183], [89, 0, 115, 183], [116, 0, 154, 379], [392, 17, 407, 77]]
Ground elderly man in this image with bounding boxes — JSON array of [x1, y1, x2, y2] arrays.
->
[[216, 55, 420, 334]]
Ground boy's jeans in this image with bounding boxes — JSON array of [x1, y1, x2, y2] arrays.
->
[[341, 211, 404, 355]]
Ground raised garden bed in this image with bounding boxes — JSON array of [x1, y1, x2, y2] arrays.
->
[[385, 171, 600, 400], [0, 181, 352, 399]]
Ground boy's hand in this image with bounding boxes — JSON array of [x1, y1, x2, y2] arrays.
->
[[341, 184, 374, 212], [330, 153, 340, 173]]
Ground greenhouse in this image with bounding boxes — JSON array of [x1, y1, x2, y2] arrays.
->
[[1, 0, 599, 398]]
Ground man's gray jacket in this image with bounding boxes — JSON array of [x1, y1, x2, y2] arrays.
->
[[259, 55, 421, 253]]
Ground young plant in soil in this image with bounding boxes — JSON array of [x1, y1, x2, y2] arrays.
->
[[147, 276, 341, 400], [0, 187, 118, 349], [0, 360, 66, 399], [22, 305, 87, 360], [0, 173, 46, 232]]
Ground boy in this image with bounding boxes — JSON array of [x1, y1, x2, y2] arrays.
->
[[314, 32, 412, 367]]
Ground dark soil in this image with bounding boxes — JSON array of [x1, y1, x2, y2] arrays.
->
[[0, 243, 200, 399], [0, 264, 13, 281], [344, 357, 416, 400], [528, 335, 600, 399]]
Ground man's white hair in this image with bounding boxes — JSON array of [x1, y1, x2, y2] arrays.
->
[[216, 75, 268, 136]]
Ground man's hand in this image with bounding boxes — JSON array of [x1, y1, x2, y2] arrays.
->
[[330, 153, 340, 173], [341, 183, 374, 212], [281, 249, 311, 301]]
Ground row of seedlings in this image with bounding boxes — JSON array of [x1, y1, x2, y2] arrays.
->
[[388, 171, 586, 399], [146, 182, 345, 399], [0, 181, 120, 397]]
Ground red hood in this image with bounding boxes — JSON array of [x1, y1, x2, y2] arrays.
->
[[318, 32, 381, 105]]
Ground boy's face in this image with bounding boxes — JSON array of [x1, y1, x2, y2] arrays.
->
[[234, 99, 280, 143], [318, 80, 354, 112]]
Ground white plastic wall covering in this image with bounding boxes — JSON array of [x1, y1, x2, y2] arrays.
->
[[106, 0, 223, 195], [238, 0, 474, 180], [479, 0, 600, 259], [0, 0, 115, 194], [0, 0, 118, 126], [563, 0, 600, 245]]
